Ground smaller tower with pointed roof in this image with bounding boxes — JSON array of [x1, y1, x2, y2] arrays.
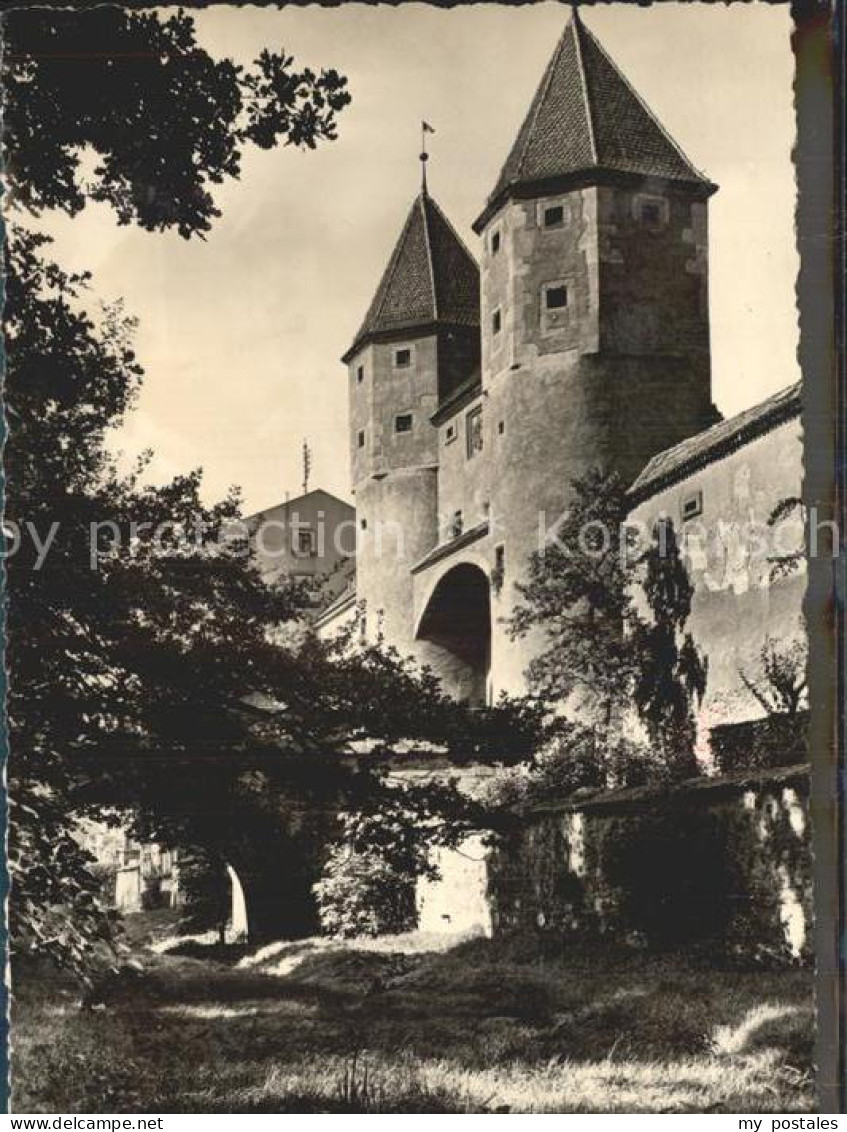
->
[[342, 185, 480, 650]]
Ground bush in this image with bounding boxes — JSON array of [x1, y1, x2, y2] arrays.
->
[[710, 712, 809, 775], [483, 722, 660, 811], [314, 846, 417, 938]]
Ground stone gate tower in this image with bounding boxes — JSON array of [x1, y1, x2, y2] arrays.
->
[[471, 10, 720, 692], [338, 11, 721, 701], [341, 189, 480, 653]]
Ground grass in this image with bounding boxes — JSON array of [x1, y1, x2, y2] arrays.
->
[[11, 925, 816, 1113]]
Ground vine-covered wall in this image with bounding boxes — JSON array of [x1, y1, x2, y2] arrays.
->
[[486, 764, 812, 961]]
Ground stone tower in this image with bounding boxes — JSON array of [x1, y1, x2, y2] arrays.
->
[[471, 10, 720, 693], [342, 187, 480, 651]]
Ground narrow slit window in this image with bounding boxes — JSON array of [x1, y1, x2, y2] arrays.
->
[[356, 365, 364, 384], [466, 405, 483, 459], [491, 230, 501, 255], [492, 308, 502, 335], [357, 430, 365, 448]]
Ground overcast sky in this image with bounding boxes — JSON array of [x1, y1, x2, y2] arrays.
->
[[42, 2, 798, 514]]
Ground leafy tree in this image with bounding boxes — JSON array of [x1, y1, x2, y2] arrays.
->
[[508, 469, 637, 730], [315, 846, 417, 938], [5, 233, 540, 962], [630, 520, 708, 780], [3, 7, 351, 238], [507, 472, 707, 789], [766, 496, 806, 581], [314, 773, 502, 937], [0, 4, 340, 969], [3, 11, 516, 968], [739, 635, 808, 718]]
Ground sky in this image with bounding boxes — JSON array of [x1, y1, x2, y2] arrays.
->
[[40, 2, 799, 514]]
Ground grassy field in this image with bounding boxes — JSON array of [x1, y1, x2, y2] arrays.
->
[[12, 921, 815, 1113]]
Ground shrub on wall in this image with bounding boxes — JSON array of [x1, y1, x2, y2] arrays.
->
[[482, 721, 659, 811], [710, 712, 809, 775]]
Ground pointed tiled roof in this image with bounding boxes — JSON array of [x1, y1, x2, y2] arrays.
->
[[474, 12, 715, 231], [343, 190, 479, 362]]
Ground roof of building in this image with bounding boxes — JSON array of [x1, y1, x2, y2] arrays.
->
[[314, 580, 357, 629], [629, 381, 802, 501], [430, 368, 482, 426], [343, 189, 480, 363], [474, 11, 715, 232], [245, 488, 354, 529]]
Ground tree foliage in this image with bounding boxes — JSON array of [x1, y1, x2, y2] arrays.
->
[[7, 231, 540, 967], [2, 10, 534, 969], [739, 634, 808, 719], [508, 469, 637, 728], [507, 471, 707, 788], [631, 520, 708, 779], [3, 7, 351, 238]]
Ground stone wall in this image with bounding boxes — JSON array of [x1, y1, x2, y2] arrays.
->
[[627, 412, 805, 734], [485, 764, 812, 959]]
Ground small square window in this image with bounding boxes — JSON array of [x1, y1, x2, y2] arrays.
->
[[395, 413, 413, 434], [545, 285, 568, 310], [295, 528, 316, 557], [498, 420, 505, 436], [357, 430, 365, 448], [492, 308, 502, 335], [543, 204, 565, 228], [491, 230, 501, 255], [681, 491, 703, 522], [466, 405, 483, 459], [394, 348, 412, 368], [356, 364, 364, 384], [638, 197, 666, 227]]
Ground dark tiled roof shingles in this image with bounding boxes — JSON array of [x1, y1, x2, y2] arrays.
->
[[477, 12, 712, 230], [345, 192, 479, 360]]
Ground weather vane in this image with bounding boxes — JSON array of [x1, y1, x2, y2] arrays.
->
[[420, 120, 435, 191]]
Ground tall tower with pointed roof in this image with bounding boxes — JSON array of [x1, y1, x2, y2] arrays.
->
[[470, 10, 720, 692], [342, 185, 480, 649]]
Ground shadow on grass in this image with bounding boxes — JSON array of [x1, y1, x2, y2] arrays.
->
[[11, 935, 816, 1113]]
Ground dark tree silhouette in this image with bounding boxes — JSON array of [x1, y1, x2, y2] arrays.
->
[[507, 472, 707, 787], [7, 233, 540, 961], [3, 7, 351, 238], [631, 520, 708, 780], [2, 12, 540, 969]]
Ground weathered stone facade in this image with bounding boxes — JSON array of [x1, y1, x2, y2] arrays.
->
[[487, 763, 813, 959]]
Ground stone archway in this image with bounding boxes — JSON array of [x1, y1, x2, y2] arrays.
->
[[415, 562, 491, 705]]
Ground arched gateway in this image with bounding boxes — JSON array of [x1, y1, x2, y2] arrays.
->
[[415, 562, 491, 706]]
